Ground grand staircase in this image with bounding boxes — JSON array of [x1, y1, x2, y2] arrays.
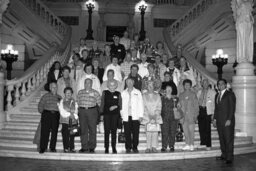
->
[[0, 0, 256, 161]]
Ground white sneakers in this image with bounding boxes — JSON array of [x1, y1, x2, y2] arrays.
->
[[182, 145, 190, 151], [182, 144, 194, 151]]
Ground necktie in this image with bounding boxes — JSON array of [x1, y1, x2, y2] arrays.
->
[[217, 93, 221, 104], [74, 64, 77, 80]]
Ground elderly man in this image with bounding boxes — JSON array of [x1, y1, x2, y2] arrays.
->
[[38, 81, 61, 154], [121, 78, 144, 153], [77, 78, 101, 153], [197, 79, 216, 150], [110, 35, 126, 64]]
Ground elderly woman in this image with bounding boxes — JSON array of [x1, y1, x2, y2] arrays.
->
[[142, 63, 162, 93], [100, 81, 122, 154], [58, 87, 78, 153], [161, 85, 179, 152], [142, 81, 162, 153], [179, 79, 199, 151]]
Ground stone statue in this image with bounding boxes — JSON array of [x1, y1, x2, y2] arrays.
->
[[231, 0, 254, 63]]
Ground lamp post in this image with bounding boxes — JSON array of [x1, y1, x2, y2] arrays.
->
[[85, 0, 95, 40], [138, 0, 147, 41], [212, 49, 228, 80], [1, 44, 18, 80]]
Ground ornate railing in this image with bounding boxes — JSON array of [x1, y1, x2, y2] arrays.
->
[[4, 0, 72, 112], [156, 0, 175, 5], [163, 27, 217, 88], [20, 0, 67, 37], [168, 0, 218, 38]]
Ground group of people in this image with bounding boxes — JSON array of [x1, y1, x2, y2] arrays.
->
[[36, 31, 236, 164]]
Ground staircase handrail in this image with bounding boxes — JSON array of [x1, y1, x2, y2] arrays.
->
[[163, 28, 217, 87], [4, 25, 72, 112], [167, 0, 224, 38], [20, 0, 67, 37]]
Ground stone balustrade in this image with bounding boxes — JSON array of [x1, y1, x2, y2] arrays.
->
[[168, 0, 216, 38], [21, 0, 67, 36]]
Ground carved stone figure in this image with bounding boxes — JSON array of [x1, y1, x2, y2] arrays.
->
[[231, 0, 254, 63]]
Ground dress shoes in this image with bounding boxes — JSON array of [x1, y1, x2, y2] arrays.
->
[[50, 149, 57, 152], [133, 148, 139, 153], [170, 146, 175, 152], [216, 156, 225, 161], [79, 148, 88, 153], [39, 149, 45, 154], [161, 148, 167, 152], [126, 149, 131, 153], [226, 160, 233, 164], [63, 149, 69, 153], [69, 149, 76, 153], [105, 148, 109, 154], [112, 147, 117, 154], [89, 149, 95, 153]]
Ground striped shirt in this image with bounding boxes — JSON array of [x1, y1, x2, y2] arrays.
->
[[121, 61, 134, 78], [38, 93, 61, 113], [77, 89, 101, 108]]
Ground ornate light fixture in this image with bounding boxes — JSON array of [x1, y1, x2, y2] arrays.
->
[[1, 44, 18, 80], [138, 0, 147, 41], [85, 0, 95, 40], [212, 49, 228, 80]]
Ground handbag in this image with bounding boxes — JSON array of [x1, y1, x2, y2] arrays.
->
[[69, 118, 81, 137], [173, 108, 183, 120], [118, 127, 126, 143], [146, 123, 160, 132]]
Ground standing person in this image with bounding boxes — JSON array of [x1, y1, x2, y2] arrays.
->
[[88, 40, 102, 60], [142, 81, 162, 153], [121, 52, 134, 79], [57, 66, 76, 99], [179, 79, 199, 151], [100, 44, 112, 69], [78, 38, 87, 56], [92, 59, 104, 84], [213, 79, 236, 164], [160, 71, 178, 96], [38, 82, 61, 154], [142, 63, 162, 93], [166, 59, 180, 87], [124, 64, 143, 91], [197, 79, 216, 150], [138, 53, 149, 79], [121, 78, 144, 153], [77, 64, 101, 95], [100, 81, 122, 154], [155, 41, 166, 57], [161, 85, 179, 152], [77, 78, 101, 153], [101, 69, 123, 93], [80, 49, 91, 65], [110, 35, 126, 64], [44, 61, 62, 91], [58, 87, 78, 153], [68, 53, 84, 82], [120, 30, 131, 50], [154, 55, 167, 82], [103, 57, 122, 82]]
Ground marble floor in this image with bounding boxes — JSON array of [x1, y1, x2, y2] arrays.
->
[[1, 153, 256, 171]]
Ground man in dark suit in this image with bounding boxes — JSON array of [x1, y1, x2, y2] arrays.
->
[[213, 79, 236, 164]]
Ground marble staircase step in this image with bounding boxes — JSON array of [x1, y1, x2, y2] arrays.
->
[[1, 144, 255, 161], [0, 137, 252, 151]]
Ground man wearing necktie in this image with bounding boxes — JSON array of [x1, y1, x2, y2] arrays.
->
[[213, 79, 236, 164]]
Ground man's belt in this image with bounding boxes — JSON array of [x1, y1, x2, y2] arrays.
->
[[79, 106, 96, 110]]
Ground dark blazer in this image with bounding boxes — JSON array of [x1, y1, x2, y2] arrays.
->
[[44, 70, 62, 91], [93, 67, 104, 84], [214, 90, 236, 125]]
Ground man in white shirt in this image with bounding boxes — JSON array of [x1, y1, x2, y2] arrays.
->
[[103, 57, 122, 82], [121, 78, 144, 153], [120, 30, 131, 50], [77, 64, 101, 95], [138, 53, 149, 79]]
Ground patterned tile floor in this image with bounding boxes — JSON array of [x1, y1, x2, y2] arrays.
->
[[1, 153, 256, 171]]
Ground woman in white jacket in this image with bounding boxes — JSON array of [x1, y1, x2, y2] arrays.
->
[[58, 87, 78, 153], [121, 78, 144, 153]]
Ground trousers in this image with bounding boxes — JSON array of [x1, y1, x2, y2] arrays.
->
[[183, 121, 195, 145], [146, 132, 159, 149], [161, 119, 178, 148], [104, 114, 119, 148], [79, 108, 98, 150], [123, 116, 140, 150], [40, 110, 60, 151], [61, 123, 75, 150], [198, 107, 212, 147]]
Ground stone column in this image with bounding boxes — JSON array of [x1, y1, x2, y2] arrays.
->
[[231, 0, 256, 142], [0, 0, 9, 129], [97, 12, 105, 41]]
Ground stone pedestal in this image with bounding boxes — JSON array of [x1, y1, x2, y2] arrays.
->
[[0, 72, 6, 129], [232, 62, 256, 143]]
